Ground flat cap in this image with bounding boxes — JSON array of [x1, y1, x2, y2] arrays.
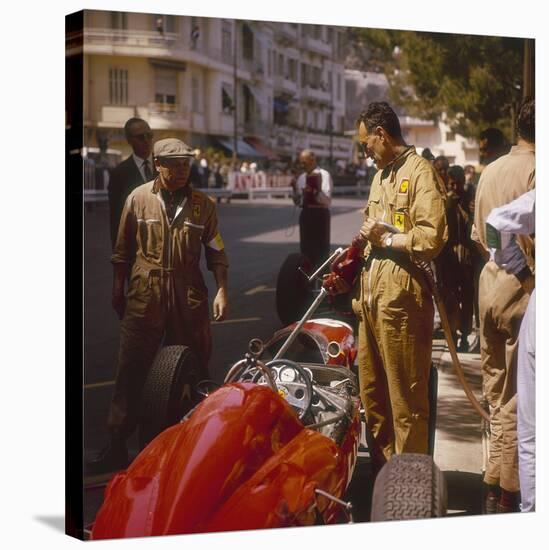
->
[[153, 138, 195, 159]]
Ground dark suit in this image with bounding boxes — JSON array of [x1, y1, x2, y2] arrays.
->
[[108, 156, 156, 248]]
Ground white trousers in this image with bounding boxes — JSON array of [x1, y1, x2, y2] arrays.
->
[[518, 288, 535, 512]]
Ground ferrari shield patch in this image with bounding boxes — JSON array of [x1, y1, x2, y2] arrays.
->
[[398, 178, 410, 194], [393, 212, 405, 232], [193, 204, 201, 220]]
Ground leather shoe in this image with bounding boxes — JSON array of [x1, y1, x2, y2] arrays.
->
[[86, 440, 128, 474]]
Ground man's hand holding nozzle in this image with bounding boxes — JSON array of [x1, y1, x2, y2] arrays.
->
[[323, 273, 351, 296], [359, 217, 390, 248]]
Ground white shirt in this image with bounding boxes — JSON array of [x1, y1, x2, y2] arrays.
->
[[295, 167, 333, 208], [132, 153, 154, 182]]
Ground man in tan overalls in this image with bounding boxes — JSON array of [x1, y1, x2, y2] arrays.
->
[[331, 102, 447, 467], [471, 98, 535, 513], [88, 138, 229, 473]]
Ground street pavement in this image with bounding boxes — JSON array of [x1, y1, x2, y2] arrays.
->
[[82, 195, 485, 528]]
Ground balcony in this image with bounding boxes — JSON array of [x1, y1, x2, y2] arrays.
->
[[99, 105, 138, 127], [300, 85, 331, 105], [148, 103, 190, 129], [84, 28, 179, 55], [273, 75, 298, 95], [275, 23, 299, 46], [300, 35, 332, 57]]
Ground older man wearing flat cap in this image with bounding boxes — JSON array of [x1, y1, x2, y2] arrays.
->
[[88, 138, 229, 473]]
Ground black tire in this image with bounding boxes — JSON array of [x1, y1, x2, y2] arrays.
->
[[138, 345, 206, 449], [370, 453, 447, 521], [275, 253, 313, 326]]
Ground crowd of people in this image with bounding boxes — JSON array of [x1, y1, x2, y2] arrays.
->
[[89, 97, 536, 517]]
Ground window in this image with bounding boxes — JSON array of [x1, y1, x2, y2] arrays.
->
[[313, 110, 318, 130], [337, 73, 342, 101], [109, 67, 128, 105], [221, 83, 234, 114], [446, 131, 455, 142], [242, 24, 254, 60], [191, 77, 200, 112], [267, 49, 272, 77], [277, 53, 284, 76], [287, 59, 297, 81], [222, 20, 232, 63], [110, 12, 127, 29], [155, 68, 177, 107], [327, 70, 333, 93], [301, 63, 308, 87]]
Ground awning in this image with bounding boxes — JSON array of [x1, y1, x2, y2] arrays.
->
[[216, 138, 263, 159], [244, 137, 279, 161]]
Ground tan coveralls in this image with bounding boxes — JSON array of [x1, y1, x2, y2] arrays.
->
[[352, 147, 447, 462], [108, 180, 229, 437], [472, 143, 535, 492]]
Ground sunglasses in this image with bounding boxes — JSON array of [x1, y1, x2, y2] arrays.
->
[[130, 132, 153, 141]]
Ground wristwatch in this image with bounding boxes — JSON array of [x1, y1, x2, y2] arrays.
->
[[384, 234, 393, 248]]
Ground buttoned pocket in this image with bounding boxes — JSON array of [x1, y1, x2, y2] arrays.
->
[[183, 221, 204, 258]]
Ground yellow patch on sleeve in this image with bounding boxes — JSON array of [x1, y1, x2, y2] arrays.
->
[[399, 178, 409, 194], [207, 233, 225, 251], [393, 212, 405, 232]]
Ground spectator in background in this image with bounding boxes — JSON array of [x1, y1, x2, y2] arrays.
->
[[108, 118, 155, 248], [433, 155, 450, 188], [472, 98, 535, 514], [422, 147, 435, 163], [447, 165, 475, 352], [479, 127, 509, 166], [293, 149, 333, 269]]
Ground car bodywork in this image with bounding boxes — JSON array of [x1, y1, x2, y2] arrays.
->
[[92, 317, 361, 538]]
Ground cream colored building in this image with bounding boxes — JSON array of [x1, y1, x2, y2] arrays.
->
[[345, 70, 480, 167], [81, 10, 352, 164]]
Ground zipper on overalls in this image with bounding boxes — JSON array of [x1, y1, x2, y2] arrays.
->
[[366, 170, 392, 310]]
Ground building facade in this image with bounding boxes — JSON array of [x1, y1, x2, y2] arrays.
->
[[345, 70, 480, 167], [81, 10, 352, 165]]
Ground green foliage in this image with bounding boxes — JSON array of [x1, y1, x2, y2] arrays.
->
[[354, 28, 525, 139]]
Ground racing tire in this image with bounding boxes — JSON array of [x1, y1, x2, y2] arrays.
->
[[138, 345, 206, 450], [275, 252, 313, 326], [370, 453, 447, 521]]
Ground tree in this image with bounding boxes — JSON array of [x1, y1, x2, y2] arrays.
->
[[352, 28, 525, 139]]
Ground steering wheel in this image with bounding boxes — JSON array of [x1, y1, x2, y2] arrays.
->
[[253, 359, 314, 421], [224, 357, 278, 392]]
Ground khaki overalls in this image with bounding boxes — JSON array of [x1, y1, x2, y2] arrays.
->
[[108, 181, 229, 437], [352, 148, 447, 463]]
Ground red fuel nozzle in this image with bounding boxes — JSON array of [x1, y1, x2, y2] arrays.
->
[[323, 235, 365, 292]]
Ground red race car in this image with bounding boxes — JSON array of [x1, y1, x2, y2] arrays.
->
[[91, 254, 446, 540]]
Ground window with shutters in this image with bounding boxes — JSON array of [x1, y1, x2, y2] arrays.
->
[[221, 82, 234, 114], [109, 67, 128, 105], [154, 68, 177, 109]]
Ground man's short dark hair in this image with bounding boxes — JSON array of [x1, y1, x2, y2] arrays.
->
[[421, 147, 435, 161], [434, 155, 449, 169], [124, 117, 149, 139], [356, 102, 402, 139], [479, 127, 505, 148], [448, 165, 465, 185], [516, 98, 535, 143]]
